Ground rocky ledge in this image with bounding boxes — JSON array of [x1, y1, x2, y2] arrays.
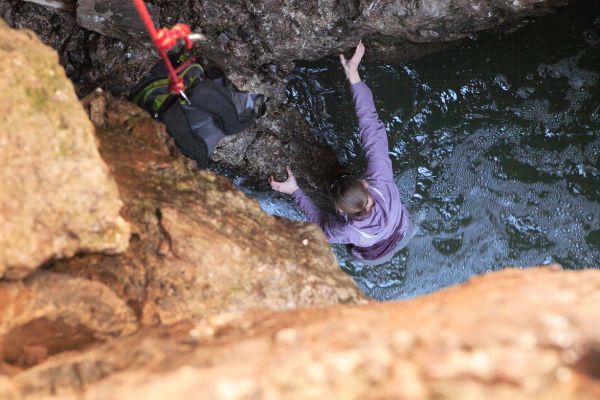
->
[[0, 19, 130, 280], [0, 20, 365, 378], [1, 6, 598, 400], [1, 0, 570, 186], [2, 268, 599, 399]]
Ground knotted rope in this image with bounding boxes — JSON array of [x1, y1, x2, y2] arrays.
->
[[131, 0, 193, 94]]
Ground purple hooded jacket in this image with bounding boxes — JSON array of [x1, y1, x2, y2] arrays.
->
[[291, 81, 410, 260]]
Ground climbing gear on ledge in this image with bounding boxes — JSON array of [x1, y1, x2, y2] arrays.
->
[[130, 58, 204, 119], [131, 0, 205, 96], [130, 1, 266, 169], [130, 58, 267, 169]]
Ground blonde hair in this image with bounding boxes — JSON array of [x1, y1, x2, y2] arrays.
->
[[329, 175, 369, 217]]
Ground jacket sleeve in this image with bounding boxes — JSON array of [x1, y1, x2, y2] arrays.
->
[[351, 81, 394, 182], [292, 189, 354, 244]]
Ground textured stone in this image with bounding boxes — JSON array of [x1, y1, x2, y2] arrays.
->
[[71, 0, 571, 68], [22, 1, 75, 11], [0, 21, 130, 280], [0, 271, 137, 372], [77, 0, 159, 44], [0, 376, 17, 400], [1, 0, 570, 186], [213, 106, 343, 190], [50, 91, 365, 326], [7, 268, 600, 399]]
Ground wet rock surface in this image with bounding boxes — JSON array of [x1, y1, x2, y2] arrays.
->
[[0, 21, 130, 280], [2, 0, 572, 91], [213, 106, 342, 190], [77, 0, 159, 44], [3, 268, 600, 399], [0, 0, 570, 186]]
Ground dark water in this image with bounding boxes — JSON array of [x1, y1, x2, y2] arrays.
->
[[237, 3, 600, 300]]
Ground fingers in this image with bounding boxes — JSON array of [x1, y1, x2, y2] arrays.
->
[[269, 167, 295, 192], [350, 42, 365, 64], [339, 53, 346, 65], [269, 175, 279, 191]]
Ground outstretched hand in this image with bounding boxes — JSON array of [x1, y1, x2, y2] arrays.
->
[[340, 41, 365, 84], [269, 166, 299, 195]]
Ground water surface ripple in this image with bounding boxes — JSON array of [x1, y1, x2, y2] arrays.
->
[[240, 4, 600, 300]]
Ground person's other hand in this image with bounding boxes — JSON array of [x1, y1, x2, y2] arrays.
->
[[340, 41, 365, 84], [269, 166, 299, 195]]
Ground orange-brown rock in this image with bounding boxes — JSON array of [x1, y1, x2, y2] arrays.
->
[[4, 268, 599, 399], [0, 21, 130, 280], [0, 23, 364, 390], [50, 90, 365, 326], [0, 271, 137, 372]]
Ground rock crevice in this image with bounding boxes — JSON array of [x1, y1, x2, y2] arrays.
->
[[0, 21, 365, 379], [0, 0, 571, 185]]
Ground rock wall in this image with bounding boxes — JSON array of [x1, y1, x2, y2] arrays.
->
[[52, 90, 364, 326], [0, 0, 571, 186], [0, 13, 598, 400], [0, 21, 365, 380], [0, 20, 130, 280], [0, 272, 137, 370], [0, 0, 572, 94], [2, 268, 599, 399]]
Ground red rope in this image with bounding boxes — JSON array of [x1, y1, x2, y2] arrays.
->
[[131, 0, 193, 94]]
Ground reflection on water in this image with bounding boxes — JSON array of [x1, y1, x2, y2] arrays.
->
[[240, 3, 600, 300]]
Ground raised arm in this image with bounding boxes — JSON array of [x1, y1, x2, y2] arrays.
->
[[352, 82, 393, 181], [340, 42, 394, 182]]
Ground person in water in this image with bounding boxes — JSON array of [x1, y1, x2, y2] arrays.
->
[[269, 42, 412, 265]]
